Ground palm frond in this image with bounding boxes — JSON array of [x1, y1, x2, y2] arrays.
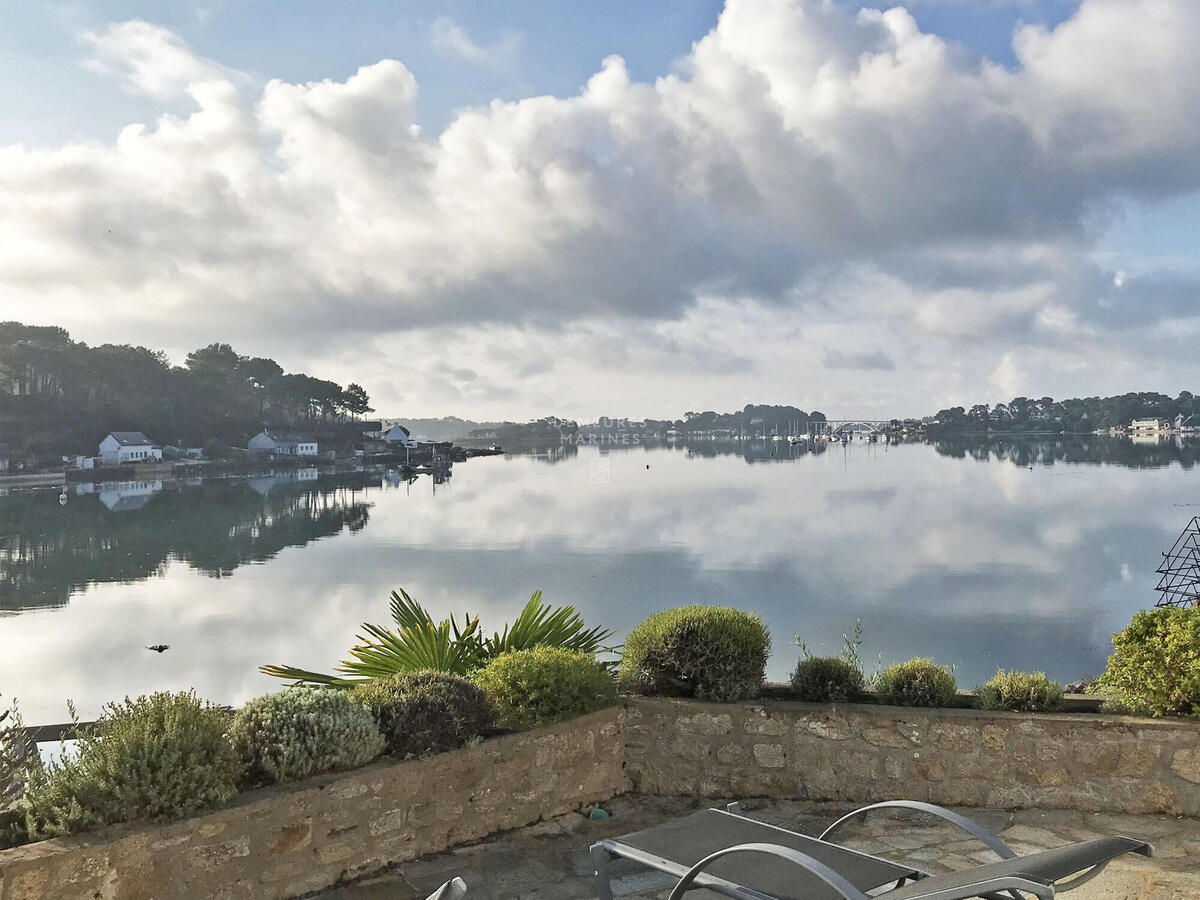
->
[[389, 588, 434, 630], [343, 622, 475, 677], [258, 664, 364, 688], [263, 587, 610, 686], [482, 591, 614, 659]]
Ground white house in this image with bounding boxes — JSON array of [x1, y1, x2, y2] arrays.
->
[[247, 430, 318, 456], [382, 423, 413, 445], [1130, 418, 1169, 433], [99, 432, 162, 464]]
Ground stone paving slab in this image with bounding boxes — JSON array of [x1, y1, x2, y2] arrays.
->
[[310, 796, 1200, 900]]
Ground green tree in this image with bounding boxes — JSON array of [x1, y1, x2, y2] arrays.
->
[[340, 383, 373, 417]]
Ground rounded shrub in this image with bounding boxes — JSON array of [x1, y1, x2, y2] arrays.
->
[[874, 658, 957, 708], [791, 656, 864, 703], [618, 605, 770, 702], [351, 672, 494, 758], [228, 688, 384, 786], [473, 647, 617, 729], [1099, 607, 1200, 717], [977, 669, 1064, 713], [24, 691, 241, 839]]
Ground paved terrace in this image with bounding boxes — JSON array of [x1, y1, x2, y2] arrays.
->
[[314, 796, 1200, 900]]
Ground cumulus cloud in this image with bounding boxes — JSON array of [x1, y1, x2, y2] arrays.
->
[[3, 0, 1200, 415]]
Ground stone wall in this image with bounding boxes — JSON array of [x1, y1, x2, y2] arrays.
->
[[0, 707, 625, 900], [6, 698, 1200, 899], [623, 697, 1200, 816]]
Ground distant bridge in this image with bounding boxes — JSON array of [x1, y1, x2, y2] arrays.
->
[[812, 419, 894, 437]]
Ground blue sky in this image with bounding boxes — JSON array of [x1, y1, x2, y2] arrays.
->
[[0, 1, 1084, 146], [2, 0, 1198, 418]]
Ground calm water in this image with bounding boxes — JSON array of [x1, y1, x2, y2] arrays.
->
[[2, 437, 1197, 722]]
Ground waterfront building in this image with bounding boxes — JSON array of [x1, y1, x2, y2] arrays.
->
[[247, 430, 319, 456], [98, 432, 162, 464]]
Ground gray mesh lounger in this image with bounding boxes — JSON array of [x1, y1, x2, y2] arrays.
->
[[423, 877, 467, 899], [590, 801, 1152, 900]]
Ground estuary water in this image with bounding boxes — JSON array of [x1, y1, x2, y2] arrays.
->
[[1, 436, 1197, 723]]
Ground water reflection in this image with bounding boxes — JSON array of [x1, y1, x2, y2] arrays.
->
[[0, 437, 1197, 722], [930, 434, 1200, 469], [1, 471, 377, 610]]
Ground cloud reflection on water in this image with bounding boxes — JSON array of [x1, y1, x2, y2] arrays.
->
[[0, 439, 1195, 721]]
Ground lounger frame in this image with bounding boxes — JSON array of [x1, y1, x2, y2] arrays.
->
[[591, 800, 1150, 900]]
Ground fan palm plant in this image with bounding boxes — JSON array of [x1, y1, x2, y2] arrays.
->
[[260, 589, 613, 687]]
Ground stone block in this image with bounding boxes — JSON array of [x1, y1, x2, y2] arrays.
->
[[930, 722, 979, 752], [715, 744, 747, 765], [268, 820, 312, 855], [798, 713, 854, 740], [1170, 747, 1200, 784], [752, 744, 787, 768], [981, 725, 1007, 754], [190, 837, 250, 870], [1117, 744, 1161, 777], [862, 725, 913, 749], [675, 713, 733, 735], [743, 714, 790, 736]]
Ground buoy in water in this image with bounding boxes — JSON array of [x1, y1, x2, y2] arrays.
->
[[58, 491, 68, 506]]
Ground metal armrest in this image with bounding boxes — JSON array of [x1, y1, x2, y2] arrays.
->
[[907, 873, 1054, 900], [665, 842, 870, 900], [820, 801, 1017, 860]]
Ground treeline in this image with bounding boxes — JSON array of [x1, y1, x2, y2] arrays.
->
[[930, 391, 1198, 433], [464, 406, 831, 444], [673, 404, 826, 435], [0, 322, 373, 461], [468, 416, 579, 443]]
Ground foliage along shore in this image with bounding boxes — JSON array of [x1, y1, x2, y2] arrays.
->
[[1, 321, 373, 464]]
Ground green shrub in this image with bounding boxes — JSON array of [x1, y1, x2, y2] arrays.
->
[[472, 647, 617, 729], [351, 672, 493, 758], [874, 658, 957, 707], [228, 689, 384, 786], [618, 606, 770, 702], [791, 656, 864, 703], [1, 696, 35, 849], [978, 670, 1064, 712], [24, 692, 240, 839], [1099, 607, 1200, 717]]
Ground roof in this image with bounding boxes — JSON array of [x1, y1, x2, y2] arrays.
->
[[106, 431, 154, 446], [384, 423, 411, 436], [260, 430, 317, 443]]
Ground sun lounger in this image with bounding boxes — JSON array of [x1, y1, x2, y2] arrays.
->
[[590, 800, 1151, 899], [424, 877, 467, 899]]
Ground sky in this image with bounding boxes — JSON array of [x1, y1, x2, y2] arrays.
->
[[1, 0, 1198, 421]]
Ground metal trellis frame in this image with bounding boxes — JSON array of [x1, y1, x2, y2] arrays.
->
[[1155, 516, 1200, 607]]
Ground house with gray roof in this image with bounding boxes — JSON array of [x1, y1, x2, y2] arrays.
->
[[99, 432, 162, 464], [247, 430, 318, 456]]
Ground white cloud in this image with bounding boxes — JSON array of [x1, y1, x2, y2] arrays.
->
[[3, 0, 1200, 416], [429, 16, 522, 70], [80, 20, 236, 99]]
